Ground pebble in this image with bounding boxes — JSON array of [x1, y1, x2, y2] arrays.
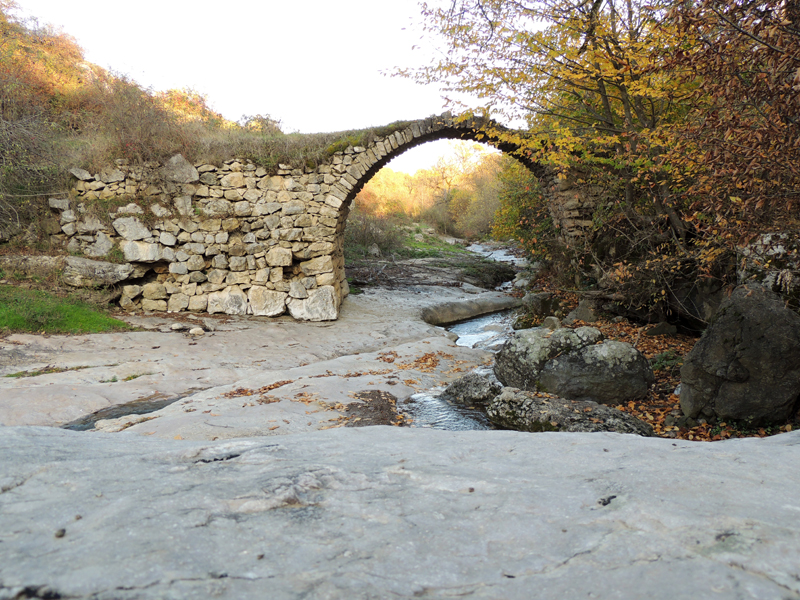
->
[[189, 328, 205, 336]]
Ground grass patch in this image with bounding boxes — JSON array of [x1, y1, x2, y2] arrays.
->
[[4, 365, 91, 378], [395, 233, 470, 259], [0, 285, 131, 334]]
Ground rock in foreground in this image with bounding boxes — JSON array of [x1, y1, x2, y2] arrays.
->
[[494, 326, 654, 404], [487, 387, 655, 436], [2, 426, 799, 599], [680, 285, 800, 425]]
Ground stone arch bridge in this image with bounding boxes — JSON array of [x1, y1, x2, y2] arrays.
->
[[53, 114, 545, 321]]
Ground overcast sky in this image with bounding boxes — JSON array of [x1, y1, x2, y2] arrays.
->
[[14, 0, 488, 173]]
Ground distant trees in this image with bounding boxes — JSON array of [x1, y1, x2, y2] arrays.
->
[[352, 142, 503, 239]]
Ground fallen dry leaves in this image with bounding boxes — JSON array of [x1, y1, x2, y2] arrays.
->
[[569, 317, 798, 442]]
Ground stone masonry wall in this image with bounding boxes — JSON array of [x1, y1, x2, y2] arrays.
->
[[47, 115, 496, 321]]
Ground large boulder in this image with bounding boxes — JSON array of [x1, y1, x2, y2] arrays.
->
[[420, 293, 521, 326], [487, 388, 654, 436], [286, 286, 339, 321], [680, 285, 800, 425], [2, 426, 800, 598], [495, 326, 654, 405], [62, 256, 134, 287], [442, 370, 503, 406]]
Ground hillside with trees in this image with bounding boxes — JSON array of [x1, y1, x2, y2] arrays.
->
[[400, 0, 800, 324]]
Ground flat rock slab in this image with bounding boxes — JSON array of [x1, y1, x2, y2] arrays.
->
[[0, 286, 486, 429], [1, 426, 799, 599]]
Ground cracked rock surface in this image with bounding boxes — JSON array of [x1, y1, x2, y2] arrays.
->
[[2, 426, 800, 599]]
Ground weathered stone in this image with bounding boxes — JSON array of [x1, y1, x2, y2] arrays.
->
[[113, 216, 151, 241], [225, 272, 250, 286], [248, 287, 287, 317], [69, 167, 93, 181], [99, 168, 125, 183], [487, 388, 655, 436], [680, 285, 800, 425], [48, 197, 70, 211], [81, 232, 113, 258], [228, 256, 247, 272], [289, 280, 309, 299], [151, 203, 171, 218], [163, 154, 199, 183], [187, 294, 208, 312], [266, 247, 293, 267], [286, 285, 339, 321], [443, 370, 503, 406], [62, 256, 134, 287], [141, 298, 167, 311], [174, 196, 193, 216], [495, 327, 654, 405], [204, 199, 232, 217], [220, 172, 245, 188], [167, 293, 190, 312], [207, 286, 248, 315], [520, 292, 564, 320], [122, 284, 142, 298], [207, 269, 228, 285], [299, 255, 333, 276], [76, 215, 105, 234], [121, 241, 161, 263], [117, 203, 143, 215], [563, 299, 599, 325], [3, 426, 800, 600], [421, 294, 522, 326], [185, 255, 205, 272], [142, 282, 168, 300]]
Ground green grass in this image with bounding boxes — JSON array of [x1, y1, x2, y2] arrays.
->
[[0, 285, 131, 334], [5, 365, 91, 378], [395, 233, 470, 258]]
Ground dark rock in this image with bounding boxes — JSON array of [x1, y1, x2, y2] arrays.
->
[[442, 370, 502, 406], [487, 387, 654, 436], [520, 291, 563, 318], [495, 326, 654, 405], [680, 285, 800, 425], [563, 299, 599, 325], [645, 322, 678, 337]]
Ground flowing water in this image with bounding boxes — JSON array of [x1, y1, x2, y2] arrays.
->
[[400, 242, 522, 431]]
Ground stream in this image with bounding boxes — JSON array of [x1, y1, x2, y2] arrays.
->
[[399, 243, 521, 430]]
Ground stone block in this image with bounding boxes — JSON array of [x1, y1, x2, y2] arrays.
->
[[248, 287, 287, 317], [141, 299, 167, 312], [220, 172, 245, 188], [122, 285, 142, 298], [266, 247, 293, 267], [48, 197, 70, 211], [113, 217, 150, 241], [286, 286, 339, 321], [207, 269, 228, 284], [186, 255, 206, 271], [300, 255, 333, 276], [164, 154, 199, 183], [188, 294, 208, 312], [142, 282, 167, 300], [122, 241, 160, 263], [229, 256, 248, 272], [169, 262, 188, 275], [167, 293, 190, 312], [207, 286, 248, 315]]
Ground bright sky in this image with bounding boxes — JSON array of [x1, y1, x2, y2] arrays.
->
[[13, 0, 491, 173]]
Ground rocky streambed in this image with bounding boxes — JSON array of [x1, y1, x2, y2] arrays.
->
[[2, 246, 800, 599]]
